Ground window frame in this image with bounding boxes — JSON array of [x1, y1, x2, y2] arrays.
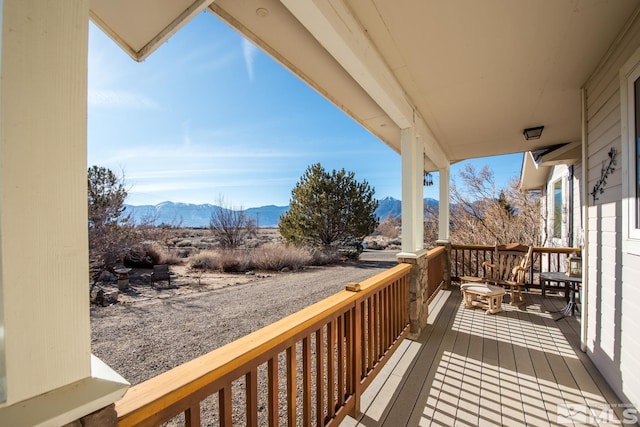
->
[[551, 178, 564, 240], [621, 47, 640, 255]]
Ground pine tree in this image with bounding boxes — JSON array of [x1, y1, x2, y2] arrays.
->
[[279, 164, 378, 253]]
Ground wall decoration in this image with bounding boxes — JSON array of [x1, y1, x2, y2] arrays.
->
[[591, 147, 617, 203]]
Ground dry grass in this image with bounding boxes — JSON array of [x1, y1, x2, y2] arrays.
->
[[189, 244, 314, 272], [251, 243, 311, 271]]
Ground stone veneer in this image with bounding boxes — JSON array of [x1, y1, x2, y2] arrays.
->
[[62, 404, 117, 427], [398, 241, 451, 340]]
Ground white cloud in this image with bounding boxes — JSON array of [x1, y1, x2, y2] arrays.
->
[[88, 89, 160, 110], [242, 39, 258, 82]]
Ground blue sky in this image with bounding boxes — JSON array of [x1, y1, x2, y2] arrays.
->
[[88, 11, 523, 208]]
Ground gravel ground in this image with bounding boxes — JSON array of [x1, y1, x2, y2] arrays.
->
[[91, 250, 398, 424]]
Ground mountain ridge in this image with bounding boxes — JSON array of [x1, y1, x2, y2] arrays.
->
[[123, 197, 439, 228]]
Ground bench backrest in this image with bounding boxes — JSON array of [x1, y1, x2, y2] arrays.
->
[[152, 264, 170, 281], [486, 243, 532, 284]]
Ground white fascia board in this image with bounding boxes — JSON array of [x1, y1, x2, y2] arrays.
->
[[90, 0, 214, 62], [520, 151, 550, 190], [280, 0, 449, 168]]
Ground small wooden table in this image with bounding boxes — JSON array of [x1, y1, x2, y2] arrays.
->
[[539, 271, 582, 321]]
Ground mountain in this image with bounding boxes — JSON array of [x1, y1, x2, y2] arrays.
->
[[376, 196, 402, 219], [123, 197, 439, 228], [376, 197, 439, 219], [123, 202, 289, 228]]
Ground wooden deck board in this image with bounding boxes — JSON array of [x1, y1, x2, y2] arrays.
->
[[341, 288, 627, 427]]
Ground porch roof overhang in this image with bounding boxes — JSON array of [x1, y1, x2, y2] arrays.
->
[[89, 0, 639, 171], [519, 140, 582, 190], [520, 151, 550, 191]]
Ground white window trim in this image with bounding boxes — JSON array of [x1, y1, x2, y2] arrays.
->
[[550, 177, 565, 242], [620, 47, 640, 255]]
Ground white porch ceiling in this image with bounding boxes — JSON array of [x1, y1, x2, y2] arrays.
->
[[89, 0, 639, 170]]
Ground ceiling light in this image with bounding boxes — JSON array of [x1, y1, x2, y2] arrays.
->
[[523, 126, 544, 140]]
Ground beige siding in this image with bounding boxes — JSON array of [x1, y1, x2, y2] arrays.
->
[[584, 10, 640, 406]]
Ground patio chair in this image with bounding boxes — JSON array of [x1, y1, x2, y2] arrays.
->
[[482, 243, 532, 306]]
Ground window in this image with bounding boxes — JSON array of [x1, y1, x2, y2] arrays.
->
[[553, 180, 563, 238], [621, 48, 640, 254], [635, 76, 640, 230]]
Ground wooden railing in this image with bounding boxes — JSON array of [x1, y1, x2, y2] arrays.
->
[[115, 263, 412, 427], [426, 246, 446, 302], [451, 243, 581, 286]]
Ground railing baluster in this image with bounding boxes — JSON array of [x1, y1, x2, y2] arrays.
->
[[337, 315, 345, 407], [315, 327, 325, 426], [327, 319, 336, 422], [246, 368, 258, 427], [387, 285, 393, 342], [268, 357, 279, 427], [392, 281, 397, 336], [352, 302, 362, 416], [360, 301, 366, 378], [383, 288, 391, 351], [378, 289, 387, 352], [345, 310, 353, 396], [373, 292, 380, 362], [547, 250, 551, 272], [367, 295, 374, 372], [185, 403, 200, 427], [475, 249, 480, 276], [287, 346, 297, 427], [219, 386, 232, 427], [302, 336, 312, 427]]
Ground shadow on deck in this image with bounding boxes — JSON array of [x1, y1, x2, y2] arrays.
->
[[341, 288, 626, 427]]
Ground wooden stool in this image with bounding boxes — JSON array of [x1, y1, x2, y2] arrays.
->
[[460, 283, 506, 314]]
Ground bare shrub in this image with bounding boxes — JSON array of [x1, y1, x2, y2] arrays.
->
[[251, 243, 311, 271], [210, 196, 256, 248], [125, 242, 182, 267], [218, 250, 248, 273], [160, 251, 183, 265], [188, 251, 220, 271], [188, 250, 250, 272]]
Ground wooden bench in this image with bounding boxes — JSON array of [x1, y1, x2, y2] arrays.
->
[[460, 243, 532, 307], [460, 283, 506, 314], [150, 264, 171, 286]]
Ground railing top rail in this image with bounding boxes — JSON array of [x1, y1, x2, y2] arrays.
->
[[451, 244, 495, 250], [531, 246, 581, 254], [116, 262, 412, 425], [426, 245, 446, 259], [451, 243, 581, 254]]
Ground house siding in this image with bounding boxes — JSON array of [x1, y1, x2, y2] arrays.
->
[[584, 10, 640, 407]]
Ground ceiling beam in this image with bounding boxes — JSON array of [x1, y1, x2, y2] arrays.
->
[[280, 0, 449, 168]]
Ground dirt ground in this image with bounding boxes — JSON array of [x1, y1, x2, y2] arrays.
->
[[90, 250, 399, 386]]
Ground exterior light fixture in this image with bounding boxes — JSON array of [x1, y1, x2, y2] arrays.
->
[[566, 253, 582, 277], [523, 126, 544, 140]]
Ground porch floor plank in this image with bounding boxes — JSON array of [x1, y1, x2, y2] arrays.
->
[[341, 288, 625, 427]]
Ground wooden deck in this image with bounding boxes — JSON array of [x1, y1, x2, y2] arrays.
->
[[341, 287, 627, 427]]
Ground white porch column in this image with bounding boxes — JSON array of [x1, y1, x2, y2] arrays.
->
[[0, 1, 127, 425], [399, 127, 425, 256], [438, 164, 451, 241]]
